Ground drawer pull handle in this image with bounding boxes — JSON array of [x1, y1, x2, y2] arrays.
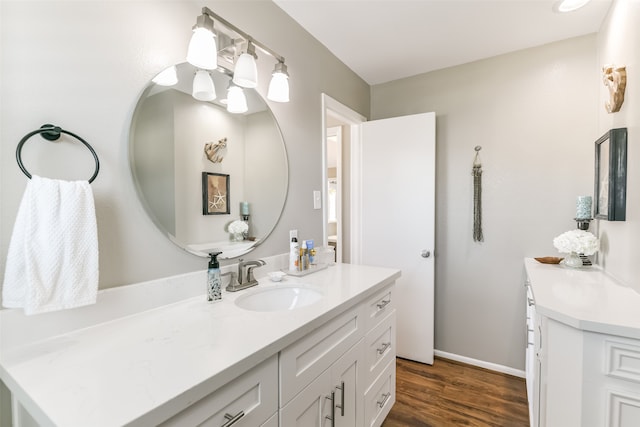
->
[[377, 392, 391, 408], [221, 411, 244, 427], [325, 391, 336, 426], [376, 299, 391, 309], [377, 342, 391, 355], [335, 381, 345, 416], [527, 297, 534, 307]]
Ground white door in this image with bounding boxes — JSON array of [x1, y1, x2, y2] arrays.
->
[[359, 112, 435, 364]]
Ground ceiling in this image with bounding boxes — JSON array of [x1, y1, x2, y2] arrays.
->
[[273, 0, 612, 85]]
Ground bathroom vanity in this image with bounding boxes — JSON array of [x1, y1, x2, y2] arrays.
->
[[0, 260, 399, 427], [524, 258, 640, 427]]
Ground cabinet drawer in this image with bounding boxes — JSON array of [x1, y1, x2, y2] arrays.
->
[[364, 285, 395, 331], [365, 310, 396, 387], [160, 355, 278, 427], [280, 304, 365, 405], [364, 360, 395, 427]]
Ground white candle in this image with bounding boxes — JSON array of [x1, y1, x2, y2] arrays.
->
[[576, 196, 592, 219]]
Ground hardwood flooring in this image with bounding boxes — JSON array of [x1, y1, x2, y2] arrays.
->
[[382, 357, 529, 427]]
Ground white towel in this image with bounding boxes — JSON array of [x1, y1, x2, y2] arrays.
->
[[3, 175, 99, 315]]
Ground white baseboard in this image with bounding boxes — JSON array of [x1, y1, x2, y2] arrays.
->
[[434, 350, 525, 378]]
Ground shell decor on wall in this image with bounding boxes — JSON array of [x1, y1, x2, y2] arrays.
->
[[204, 137, 227, 163], [602, 65, 627, 113]]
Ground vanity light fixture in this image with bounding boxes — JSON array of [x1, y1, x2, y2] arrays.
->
[[226, 82, 248, 114], [267, 61, 290, 103], [186, 7, 290, 103], [555, 0, 591, 12], [192, 70, 216, 102], [152, 65, 178, 86], [187, 12, 217, 70], [233, 41, 258, 88]]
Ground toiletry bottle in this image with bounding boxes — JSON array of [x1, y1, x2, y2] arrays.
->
[[289, 230, 299, 271], [207, 252, 223, 302], [306, 240, 315, 264], [301, 241, 309, 270]]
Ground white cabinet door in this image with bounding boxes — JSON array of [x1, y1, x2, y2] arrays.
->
[[280, 369, 333, 427], [281, 339, 365, 427], [332, 339, 365, 427]]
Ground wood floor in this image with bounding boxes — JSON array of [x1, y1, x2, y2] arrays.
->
[[382, 357, 529, 427]]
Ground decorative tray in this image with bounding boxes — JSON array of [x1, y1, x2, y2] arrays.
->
[[534, 257, 564, 264], [282, 263, 328, 277]]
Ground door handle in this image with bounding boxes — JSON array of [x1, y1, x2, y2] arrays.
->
[[421, 250, 431, 258]]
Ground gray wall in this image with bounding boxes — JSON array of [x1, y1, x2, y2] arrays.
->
[[596, 0, 640, 291], [0, 1, 369, 292], [371, 35, 599, 369]]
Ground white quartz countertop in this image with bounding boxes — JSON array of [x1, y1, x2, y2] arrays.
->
[[0, 263, 400, 426], [524, 258, 640, 339]]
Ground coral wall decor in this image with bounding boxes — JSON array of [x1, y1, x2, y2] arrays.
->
[[602, 65, 627, 113]]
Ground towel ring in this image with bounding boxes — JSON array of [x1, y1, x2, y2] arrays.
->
[[16, 124, 100, 183]]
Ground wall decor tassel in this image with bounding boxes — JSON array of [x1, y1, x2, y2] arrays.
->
[[472, 146, 484, 242]]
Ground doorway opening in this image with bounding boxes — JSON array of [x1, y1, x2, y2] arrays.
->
[[321, 94, 366, 264]]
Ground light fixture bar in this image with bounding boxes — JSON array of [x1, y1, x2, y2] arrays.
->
[[201, 7, 285, 64]]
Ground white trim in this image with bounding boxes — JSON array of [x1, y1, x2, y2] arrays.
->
[[434, 350, 526, 378]]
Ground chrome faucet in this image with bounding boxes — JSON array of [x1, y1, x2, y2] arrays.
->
[[224, 258, 266, 292]]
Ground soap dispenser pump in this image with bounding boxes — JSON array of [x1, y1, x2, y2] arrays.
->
[[207, 252, 223, 303]]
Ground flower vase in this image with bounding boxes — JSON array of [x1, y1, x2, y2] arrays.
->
[[563, 252, 584, 268], [231, 232, 244, 242]]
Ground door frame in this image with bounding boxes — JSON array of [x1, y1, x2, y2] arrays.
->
[[321, 94, 366, 262]]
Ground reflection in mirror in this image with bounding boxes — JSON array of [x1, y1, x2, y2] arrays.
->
[[129, 62, 288, 259]]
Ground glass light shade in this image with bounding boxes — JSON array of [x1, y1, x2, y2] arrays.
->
[[556, 0, 590, 12], [267, 72, 289, 103], [233, 53, 258, 88], [227, 85, 248, 114], [192, 70, 216, 101], [152, 65, 178, 86], [187, 28, 217, 70]]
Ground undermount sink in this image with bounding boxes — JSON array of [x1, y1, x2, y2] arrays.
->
[[235, 285, 323, 312]]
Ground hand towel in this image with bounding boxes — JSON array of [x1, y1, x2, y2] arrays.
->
[[3, 175, 99, 315]]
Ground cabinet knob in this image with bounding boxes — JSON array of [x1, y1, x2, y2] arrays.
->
[[421, 250, 431, 258]]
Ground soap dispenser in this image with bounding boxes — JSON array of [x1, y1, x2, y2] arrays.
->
[[207, 252, 223, 303]]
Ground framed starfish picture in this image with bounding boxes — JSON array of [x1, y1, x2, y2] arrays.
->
[[202, 172, 230, 215]]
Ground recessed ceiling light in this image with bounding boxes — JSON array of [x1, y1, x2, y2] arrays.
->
[[555, 0, 591, 13]]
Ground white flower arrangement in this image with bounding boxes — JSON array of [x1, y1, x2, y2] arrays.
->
[[553, 229, 599, 255], [228, 220, 248, 234]]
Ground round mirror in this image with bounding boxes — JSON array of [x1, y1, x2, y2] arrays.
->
[[129, 62, 288, 259]]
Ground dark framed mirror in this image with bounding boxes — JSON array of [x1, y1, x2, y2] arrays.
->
[[594, 127, 627, 221]]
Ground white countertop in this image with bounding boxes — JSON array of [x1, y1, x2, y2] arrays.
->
[[0, 262, 400, 426], [524, 258, 640, 339]]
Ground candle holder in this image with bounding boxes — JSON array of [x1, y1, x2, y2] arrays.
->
[[574, 217, 592, 231]]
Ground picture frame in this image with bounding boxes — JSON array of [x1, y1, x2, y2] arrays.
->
[[202, 172, 230, 215], [594, 128, 627, 221]]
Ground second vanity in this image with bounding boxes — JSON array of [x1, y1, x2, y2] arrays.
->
[[0, 259, 400, 427], [524, 258, 640, 427]]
